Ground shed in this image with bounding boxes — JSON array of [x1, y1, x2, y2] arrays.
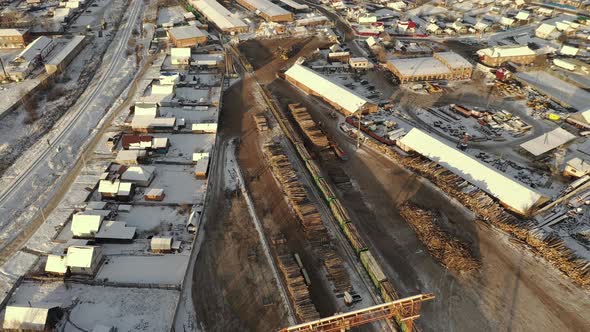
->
[[144, 188, 166, 201], [171, 47, 191, 65], [399, 128, 548, 215], [45, 254, 68, 275], [121, 134, 153, 150], [564, 157, 590, 178], [520, 128, 576, 157], [71, 214, 104, 238], [66, 245, 103, 275], [3, 303, 62, 331], [192, 122, 218, 133], [194, 157, 210, 179], [151, 236, 173, 252], [116, 150, 147, 165], [121, 165, 156, 186]]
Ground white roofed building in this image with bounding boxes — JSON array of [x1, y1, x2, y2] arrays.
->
[[520, 127, 576, 157], [285, 64, 377, 115], [66, 245, 103, 275], [121, 165, 156, 186], [171, 47, 191, 65], [236, 0, 293, 22], [3, 303, 62, 331], [71, 213, 104, 238], [476, 45, 536, 67], [535, 23, 558, 39], [385, 52, 472, 83], [399, 128, 548, 215], [189, 0, 248, 33]]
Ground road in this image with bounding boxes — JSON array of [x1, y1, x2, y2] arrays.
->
[[0, 0, 143, 251]]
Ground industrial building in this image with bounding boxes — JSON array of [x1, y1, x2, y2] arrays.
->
[[385, 52, 472, 83], [476, 45, 537, 67], [167, 26, 207, 48], [398, 128, 549, 215], [285, 64, 377, 115], [6, 36, 55, 80], [279, 0, 309, 12], [0, 28, 31, 49], [189, 0, 248, 33], [44, 35, 86, 75], [236, 0, 293, 22]]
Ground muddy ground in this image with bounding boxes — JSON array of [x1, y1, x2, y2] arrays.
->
[[266, 79, 590, 332]]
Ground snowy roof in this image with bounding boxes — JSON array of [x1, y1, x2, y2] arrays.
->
[[515, 11, 530, 20], [240, 0, 292, 17], [435, 52, 472, 69], [499, 17, 515, 26], [45, 255, 68, 274], [15, 36, 53, 63], [477, 45, 535, 58], [285, 64, 374, 115], [98, 180, 121, 194], [520, 127, 576, 156], [151, 237, 173, 250], [189, 0, 248, 31], [387, 57, 451, 76], [121, 165, 156, 183], [536, 23, 556, 37], [567, 157, 590, 173], [47, 35, 85, 66], [66, 246, 100, 268], [400, 129, 547, 215], [95, 221, 136, 240], [560, 45, 579, 56], [168, 25, 205, 40], [171, 47, 191, 59], [116, 149, 147, 163], [145, 188, 164, 196], [151, 84, 174, 96], [3, 303, 61, 331], [71, 214, 103, 237]]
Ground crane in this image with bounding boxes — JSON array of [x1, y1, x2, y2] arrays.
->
[[278, 293, 435, 332]]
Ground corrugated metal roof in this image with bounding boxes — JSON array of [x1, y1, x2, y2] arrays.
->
[[189, 0, 248, 31], [66, 246, 100, 268], [400, 128, 547, 215], [285, 64, 373, 115], [239, 0, 291, 17]]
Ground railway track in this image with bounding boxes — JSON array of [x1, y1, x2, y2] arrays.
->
[[0, 0, 142, 249]]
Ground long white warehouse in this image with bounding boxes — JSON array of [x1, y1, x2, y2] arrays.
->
[[399, 128, 548, 215], [285, 64, 377, 115], [189, 0, 248, 33], [236, 0, 293, 22]]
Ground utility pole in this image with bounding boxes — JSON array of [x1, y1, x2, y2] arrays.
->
[[0, 57, 8, 80]]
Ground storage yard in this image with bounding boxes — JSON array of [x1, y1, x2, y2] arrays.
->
[[2, 0, 590, 331]]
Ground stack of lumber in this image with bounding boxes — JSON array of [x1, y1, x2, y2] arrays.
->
[[264, 142, 353, 293], [289, 104, 330, 151], [398, 153, 590, 286], [253, 113, 268, 132], [399, 203, 480, 273], [276, 245, 320, 322]]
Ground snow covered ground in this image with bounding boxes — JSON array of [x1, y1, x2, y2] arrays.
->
[[97, 255, 189, 285], [516, 71, 590, 112]]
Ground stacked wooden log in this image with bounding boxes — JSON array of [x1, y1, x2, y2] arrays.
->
[[399, 203, 480, 273], [276, 244, 320, 322], [253, 113, 268, 132], [288, 104, 330, 151], [264, 142, 353, 293]]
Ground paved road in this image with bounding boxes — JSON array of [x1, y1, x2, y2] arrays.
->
[[0, 0, 143, 249]]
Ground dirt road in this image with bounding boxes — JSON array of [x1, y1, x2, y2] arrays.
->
[[268, 79, 590, 332]]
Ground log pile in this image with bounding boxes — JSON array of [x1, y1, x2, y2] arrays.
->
[[289, 104, 330, 151], [399, 154, 590, 286], [253, 113, 268, 132], [264, 142, 353, 293], [276, 242, 320, 322], [399, 203, 480, 273]]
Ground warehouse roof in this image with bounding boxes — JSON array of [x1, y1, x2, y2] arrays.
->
[[95, 221, 136, 240], [520, 127, 576, 156], [387, 57, 451, 76], [285, 64, 374, 115], [189, 0, 247, 31], [477, 45, 536, 58], [400, 129, 547, 215], [168, 25, 205, 40], [435, 52, 472, 69], [15, 36, 53, 63], [46, 35, 85, 66], [239, 0, 291, 17], [0, 28, 29, 36]]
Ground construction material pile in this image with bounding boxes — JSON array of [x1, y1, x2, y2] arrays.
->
[[400, 155, 590, 286], [289, 104, 330, 151], [275, 238, 320, 322], [253, 113, 268, 132], [399, 203, 480, 273], [264, 142, 353, 293]]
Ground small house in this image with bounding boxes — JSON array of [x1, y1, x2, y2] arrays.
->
[[71, 213, 104, 238], [121, 165, 156, 186], [45, 254, 68, 275], [3, 303, 63, 331], [151, 236, 173, 252], [116, 150, 147, 165], [564, 157, 590, 178], [122, 134, 153, 150], [95, 221, 136, 242], [171, 47, 191, 65], [66, 245, 103, 275], [152, 137, 170, 153], [144, 188, 165, 201]]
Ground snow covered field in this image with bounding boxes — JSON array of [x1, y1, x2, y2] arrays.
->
[[97, 255, 189, 285]]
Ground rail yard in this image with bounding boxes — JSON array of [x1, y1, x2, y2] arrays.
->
[[1, 0, 590, 331]]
